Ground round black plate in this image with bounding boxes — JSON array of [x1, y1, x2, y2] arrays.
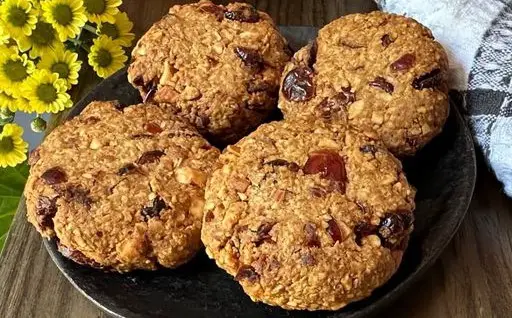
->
[[44, 27, 476, 318]]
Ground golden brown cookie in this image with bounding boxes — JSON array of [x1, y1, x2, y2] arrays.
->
[[201, 119, 415, 310], [278, 11, 449, 155], [25, 101, 220, 272], [128, 0, 291, 145]]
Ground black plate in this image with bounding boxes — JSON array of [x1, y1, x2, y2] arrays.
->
[[44, 26, 476, 318]]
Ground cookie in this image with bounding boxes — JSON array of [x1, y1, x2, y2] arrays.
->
[[128, 0, 291, 145], [25, 101, 220, 272], [201, 119, 415, 310], [278, 11, 449, 155]]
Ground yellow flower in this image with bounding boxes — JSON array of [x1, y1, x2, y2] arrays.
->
[[0, 0, 37, 43], [0, 91, 18, 112], [42, 0, 87, 42], [0, 123, 28, 168], [97, 12, 134, 47], [38, 46, 82, 89], [17, 20, 63, 58], [88, 35, 126, 78], [23, 69, 72, 113], [0, 45, 35, 97], [83, 0, 121, 24], [0, 24, 10, 45]]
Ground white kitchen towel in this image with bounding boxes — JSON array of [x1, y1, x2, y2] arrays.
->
[[377, 0, 512, 196]]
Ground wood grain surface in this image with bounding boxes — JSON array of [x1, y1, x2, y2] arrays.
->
[[1, 1, 511, 317]]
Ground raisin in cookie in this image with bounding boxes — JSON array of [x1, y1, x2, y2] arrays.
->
[[128, 0, 291, 145], [201, 119, 415, 310], [25, 101, 220, 272], [279, 11, 449, 156]]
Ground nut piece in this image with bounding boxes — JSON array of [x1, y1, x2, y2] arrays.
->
[[230, 176, 251, 193], [89, 138, 102, 150], [181, 86, 202, 101], [175, 166, 207, 187]]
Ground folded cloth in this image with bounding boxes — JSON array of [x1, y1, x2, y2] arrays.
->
[[377, 0, 512, 196]]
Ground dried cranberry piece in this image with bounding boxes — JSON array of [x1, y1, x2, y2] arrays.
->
[[57, 242, 103, 269], [112, 101, 128, 111], [316, 88, 355, 119], [133, 76, 144, 87], [234, 47, 264, 71], [200, 4, 225, 21], [63, 185, 92, 208], [369, 76, 394, 94], [254, 222, 275, 246], [282, 66, 315, 102], [340, 40, 364, 49], [204, 210, 214, 222], [144, 122, 163, 134], [137, 150, 165, 165], [28, 148, 40, 166], [360, 145, 378, 155], [301, 253, 317, 266], [308, 40, 318, 68], [310, 186, 327, 198], [117, 163, 137, 176], [378, 213, 413, 249], [142, 81, 158, 103], [304, 222, 321, 248], [327, 219, 342, 243], [412, 68, 442, 90], [131, 134, 153, 139], [235, 265, 259, 282], [391, 53, 416, 71], [381, 34, 394, 47], [225, 5, 260, 23], [41, 167, 67, 185], [141, 196, 167, 220], [303, 150, 347, 192], [266, 159, 300, 172], [354, 222, 378, 246], [84, 116, 100, 124], [36, 196, 57, 228], [247, 81, 276, 94]]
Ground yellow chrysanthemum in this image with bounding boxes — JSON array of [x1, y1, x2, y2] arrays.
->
[[0, 45, 35, 97], [42, 0, 87, 41], [23, 69, 72, 113], [0, 24, 10, 44], [38, 45, 82, 89], [0, 0, 37, 42], [97, 12, 134, 47], [16, 20, 63, 58], [0, 91, 18, 112], [0, 123, 28, 168], [83, 0, 121, 24], [15, 96, 30, 112], [88, 35, 126, 78]]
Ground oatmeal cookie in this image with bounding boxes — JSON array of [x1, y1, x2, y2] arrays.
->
[[25, 101, 220, 272], [128, 0, 291, 145], [278, 11, 449, 155], [201, 119, 415, 310]]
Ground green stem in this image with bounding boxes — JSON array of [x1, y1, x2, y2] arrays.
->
[[82, 23, 97, 34]]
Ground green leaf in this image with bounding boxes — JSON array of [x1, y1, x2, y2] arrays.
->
[[0, 161, 29, 251]]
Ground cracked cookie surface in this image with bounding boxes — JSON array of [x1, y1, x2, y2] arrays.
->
[[25, 101, 220, 272], [278, 11, 449, 156], [128, 0, 291, 145], [201, 119, 415, 310]]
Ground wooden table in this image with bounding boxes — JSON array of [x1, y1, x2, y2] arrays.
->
[[1, 1, 512, 317]]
